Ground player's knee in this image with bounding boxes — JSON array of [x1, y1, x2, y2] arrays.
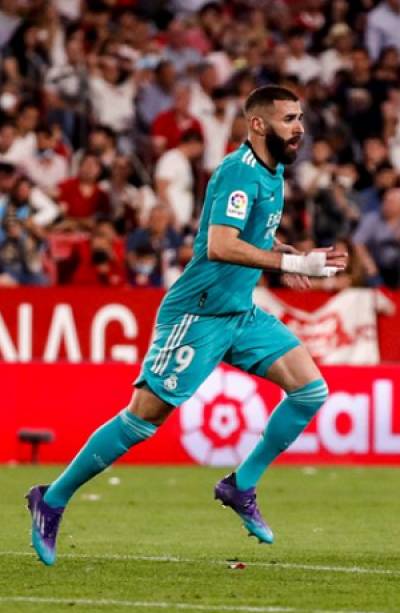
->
[[288, 378, 328, 417], [127, 387, 173, 427]]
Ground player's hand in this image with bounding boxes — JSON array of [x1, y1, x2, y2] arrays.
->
[[309, 247, 348, 272], [273, 239, 301, 255], [281, 273, 312, 290]]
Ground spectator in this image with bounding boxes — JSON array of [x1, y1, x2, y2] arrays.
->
[[22, 124, 68, 196], [353, 186, 400, 287], [0, 217, 49, 286], [0, 122, 23, 165], [154, 130, 204, 228], [89, 54, 136, 138], [296, 138, 337, 197], [373, 45, 400, 81], [189, 62, 218, 123], [68, 220, 126, 286], [100, 155, 156, 234], [285, 27, 321, 84], [357, 162, 399, 213], [151, 81, 203, 156], [319, 23, 353, 86], [72, 125, 117, 175], [14, 102, 40, 159], [335, 47, 381, 144], [57, 154, 110, 230], [200, 87, 236, 174], [366, 0, 400, 61], [381, 86, 400, 170], [45, 30, 89, 148], [226, 113, 247, 154], [0, 0, 398, 289], [162, 18, 202, 75], [5, 21, 49, 94], [355, 136, 390, 190], [0, 161, 17, 212], [0, 0, 22, 51], [228, 69, 258, 108], [9, 176, 60, 229], [126, 203, 182, 287], [311, 163, 361, 246], [136, 60, 177, 132]]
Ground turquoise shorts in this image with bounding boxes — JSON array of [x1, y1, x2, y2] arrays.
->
[[135, 305, 300, 406]]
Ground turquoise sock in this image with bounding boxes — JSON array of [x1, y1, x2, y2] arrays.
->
[[44, 410, 157, 508], [236, 379, 328, 490]]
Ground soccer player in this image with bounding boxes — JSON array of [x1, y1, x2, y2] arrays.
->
[[27, 85, 347, 565]]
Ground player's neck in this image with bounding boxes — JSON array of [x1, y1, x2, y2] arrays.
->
[[246, 138, 278, 172]]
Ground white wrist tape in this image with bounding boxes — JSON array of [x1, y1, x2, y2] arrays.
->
[[281, 252, 338, 277]]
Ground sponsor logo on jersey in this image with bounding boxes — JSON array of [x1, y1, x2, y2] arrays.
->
[[226, 190, 248, 220], [164, 374, 178, 391]]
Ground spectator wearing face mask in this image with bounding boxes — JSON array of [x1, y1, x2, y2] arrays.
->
[[68, 220, 126, 286], [126, 203, 183, 287], [22, 124, 68, 196]]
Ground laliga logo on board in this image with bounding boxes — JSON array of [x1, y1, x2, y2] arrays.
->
[[180, 367, 268, 466]]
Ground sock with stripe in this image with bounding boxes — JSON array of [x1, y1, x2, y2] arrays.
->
[[235, 379, 328, 490], [44, 409, 157, 508]]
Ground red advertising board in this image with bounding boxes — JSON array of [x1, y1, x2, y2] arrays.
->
[[0, 287, 162, 363], [4, 363, 400, 465], [0, 287, 400, 363]]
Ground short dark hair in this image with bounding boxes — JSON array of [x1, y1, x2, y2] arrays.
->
[[180, 129, 203, 144], [244, 85, 298, 114], [91, 124, 116, 142]]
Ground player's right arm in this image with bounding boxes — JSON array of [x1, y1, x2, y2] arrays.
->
[[208, 225, 283, 270], [207, 165, 347, 276]]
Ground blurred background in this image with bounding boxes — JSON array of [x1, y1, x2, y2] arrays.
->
[[2, 0, 400, 467]]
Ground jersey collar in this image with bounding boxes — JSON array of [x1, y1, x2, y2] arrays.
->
[[244, 139, 277, 175]]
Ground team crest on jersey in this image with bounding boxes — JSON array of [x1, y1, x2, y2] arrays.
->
[[226, 190, 248, 220], [164, 374, 178, 391]]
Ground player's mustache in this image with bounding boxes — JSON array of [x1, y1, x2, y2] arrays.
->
[[286, 135, 302, 145]]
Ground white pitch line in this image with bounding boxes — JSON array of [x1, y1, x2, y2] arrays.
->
[[0, 597, 388, 613], [1, 551, 400, 578]]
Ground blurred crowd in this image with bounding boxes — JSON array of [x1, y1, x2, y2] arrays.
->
[[1, 0, 400, 290]]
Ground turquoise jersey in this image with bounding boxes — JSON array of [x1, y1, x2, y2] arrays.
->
[[159, 140, 285, 320]]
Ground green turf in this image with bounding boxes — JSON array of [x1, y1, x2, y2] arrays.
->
[[1, 465, 400, 613]]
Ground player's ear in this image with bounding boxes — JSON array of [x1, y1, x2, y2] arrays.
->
[[251, 115, 266, 136]]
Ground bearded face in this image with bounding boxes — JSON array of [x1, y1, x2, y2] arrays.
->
[[265, 125, 303, 165]]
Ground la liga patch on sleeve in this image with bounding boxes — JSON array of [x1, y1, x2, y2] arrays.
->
[[226, 190, 248, 220]]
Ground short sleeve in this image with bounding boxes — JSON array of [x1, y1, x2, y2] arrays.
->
[[154, 151, 177, 181], [209, 163, 258, 232]]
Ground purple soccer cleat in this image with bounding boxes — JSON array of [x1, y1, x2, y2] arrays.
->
[[26, 485, 64, 566], [214, 473, 274, 544]]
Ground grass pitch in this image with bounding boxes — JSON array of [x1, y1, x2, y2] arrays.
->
[[1, 465, 400, 613]]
